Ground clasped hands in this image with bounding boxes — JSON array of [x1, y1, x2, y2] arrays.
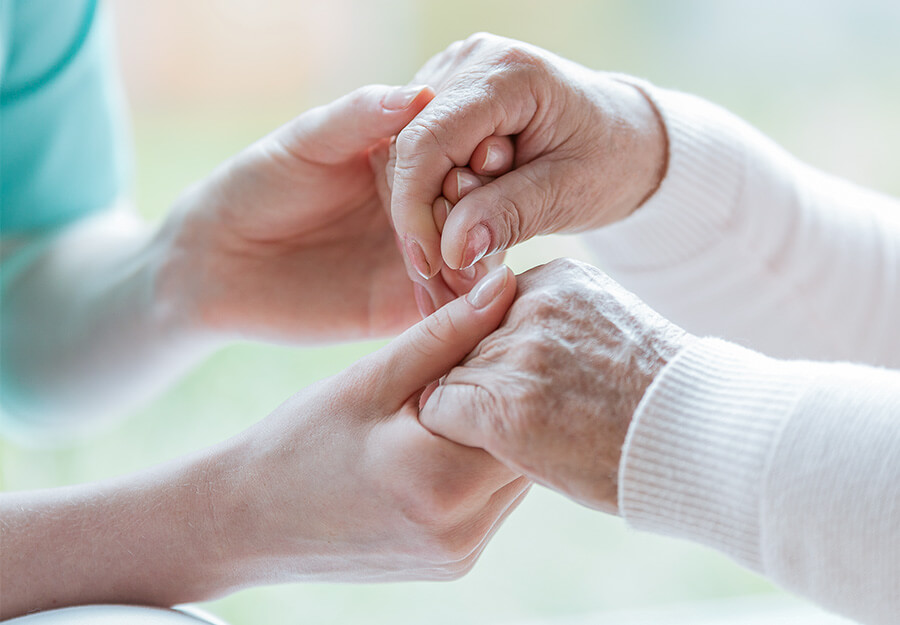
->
[[161, 33, 693, 588]]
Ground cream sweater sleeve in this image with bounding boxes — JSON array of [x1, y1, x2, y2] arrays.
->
[[584, 85, 900, 624]]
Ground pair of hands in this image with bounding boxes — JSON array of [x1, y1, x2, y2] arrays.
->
[[159, 33, 685, 582], [159, 33, 666, 344]]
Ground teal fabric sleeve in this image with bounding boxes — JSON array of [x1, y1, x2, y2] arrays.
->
[[0, 0, 131, 235]]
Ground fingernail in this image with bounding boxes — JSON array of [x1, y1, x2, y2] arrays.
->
[[456, 170, 481, 199], [414, 283, 437, 317], [462, 223, 492, 268], [433, 197, 451, 234], [467, 266, 508, 309], [405, 236, 433, 279], [482, 145, 504, 172], [383, 85, 427, 111]]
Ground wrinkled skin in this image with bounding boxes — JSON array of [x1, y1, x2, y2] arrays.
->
[[391, 33, 668, 275], [420, 259, 692, 514]]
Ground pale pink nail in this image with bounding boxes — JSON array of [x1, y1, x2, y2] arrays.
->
[[404, 236, 433, 279], [414, 284, 436, 317], [482, 145, 505, 172], [456, 170, 481, 199], [461, 224, 491, 269], [383, 85, 427, 111], [467, 266, 508, 309], [433, 198, 451, 234]]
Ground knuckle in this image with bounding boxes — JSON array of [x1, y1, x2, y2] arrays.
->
[[461, 31, 496, 54], [548, 256, 598, 281], [514, 288, 565, 322], [472, 386, 511, 447], [395, 123, 436, 160], [495, 43, 540, 70], [491, 190, 523, 248]]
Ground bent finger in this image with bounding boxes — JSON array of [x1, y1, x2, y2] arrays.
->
[[470, 135, 515, 177]]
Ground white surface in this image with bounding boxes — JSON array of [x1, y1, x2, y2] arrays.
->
[[5, 605, 228, 625]]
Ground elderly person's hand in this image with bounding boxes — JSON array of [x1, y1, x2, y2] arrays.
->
[[419, 259, 692, 514], [390, 33, 667, 275]]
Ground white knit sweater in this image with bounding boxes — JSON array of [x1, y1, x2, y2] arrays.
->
[[586, 85, 900, 624]]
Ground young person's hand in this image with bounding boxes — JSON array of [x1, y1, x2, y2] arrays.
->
[[160, 84, 495, 343], [1, 267, 530, 619]]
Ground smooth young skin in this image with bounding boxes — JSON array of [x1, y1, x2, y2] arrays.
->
[[0, 267, 530, 619], [420, 259, 691, 514], [390, 33, 668, 274], [1, 84, 494, 425]]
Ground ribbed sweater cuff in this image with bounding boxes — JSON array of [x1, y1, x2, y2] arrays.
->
[[618, 338, 814, 571], [587, 80, 747, 270]]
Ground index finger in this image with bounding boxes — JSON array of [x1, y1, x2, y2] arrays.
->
[[391, 95, 498, 280]]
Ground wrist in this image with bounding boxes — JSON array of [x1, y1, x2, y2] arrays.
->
[[604, 325, 695, 516], [197, 427, 292, 589], [152, 183, 233, 346], [602, 74, 669, 220]]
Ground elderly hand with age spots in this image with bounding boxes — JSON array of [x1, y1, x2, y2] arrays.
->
[[419, 259, 693, 514]]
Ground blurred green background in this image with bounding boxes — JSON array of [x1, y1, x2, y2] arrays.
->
[[2, 0, 899, 623]]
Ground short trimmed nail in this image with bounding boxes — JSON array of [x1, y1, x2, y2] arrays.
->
[[462, 224, 492, 269], [467, 266, 508, 309], [482, 145, 504, 172], [383, 85, 427, 111], [456, 170, 481, 199], [414, 284, 436, 317], [405, 236, 433, 279], [433, 198, 451, 234]]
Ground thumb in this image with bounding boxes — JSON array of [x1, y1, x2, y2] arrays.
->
[[371, 265, 516, 401], [441, 163, 558, 270], [277, 84, 434, 165], [418, 379, 491, 450]]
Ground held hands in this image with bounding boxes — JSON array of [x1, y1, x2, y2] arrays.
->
[[156, 84, 502, 345], [208, 267, 530, 584], [390, 33, 668, 276], [153, 33, 676, 585], [419, 259, 692, 515]]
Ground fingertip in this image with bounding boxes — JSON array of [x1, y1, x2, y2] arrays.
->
[[433, 197, 451, 234], [442, 167, 492, 204], [381, 84, 435, 115], [460, 223, 492, 270], [419, 380, 440, 410], [414, 283, 437, 318], [465, 264, 515, 310], [471, 135, 515, 176]]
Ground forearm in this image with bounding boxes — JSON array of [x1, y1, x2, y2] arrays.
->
[[0, 446, 240, 619], [585, 83, 900, 367], [0, 207, 221, 437], [621, 338, 900, 624]]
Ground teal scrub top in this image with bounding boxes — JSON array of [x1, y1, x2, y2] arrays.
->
[[0, 0, 131, 235]]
